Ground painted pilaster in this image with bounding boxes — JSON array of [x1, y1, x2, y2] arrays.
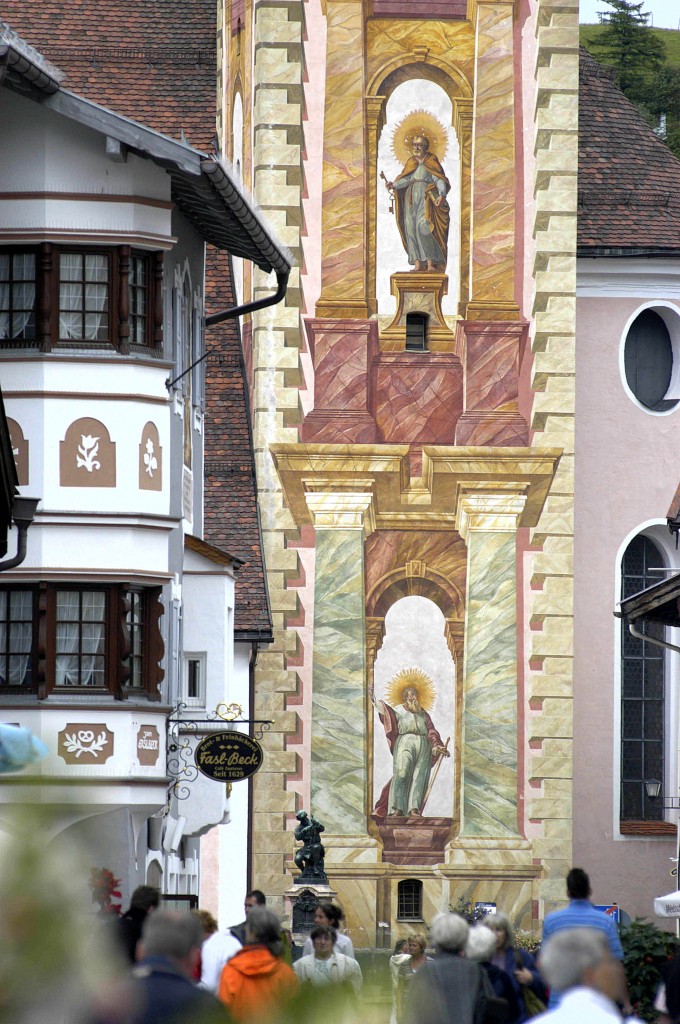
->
[[305, 488, 375, 834], [527, 0, 578, 913], [467, 0, 518, 320], [250, 0, 306, 905], [315, 0, 369, 319], [457, 490, 526, 836]]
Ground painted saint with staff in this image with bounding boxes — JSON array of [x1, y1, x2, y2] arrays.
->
[[371, 668, 450, 818], [382, 112, 451, 273]]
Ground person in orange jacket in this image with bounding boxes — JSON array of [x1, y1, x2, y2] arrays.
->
[[217, 906, 297, 1021]]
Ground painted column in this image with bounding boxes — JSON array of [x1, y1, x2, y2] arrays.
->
[[305, 487, 376, 833], [457, 490, 526, 836], [315, 0, 368, 319], [467, 0, 518, 321]]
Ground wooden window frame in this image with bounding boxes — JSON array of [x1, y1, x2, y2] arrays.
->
[[0, 245, 163, 355], [0, 586, 39, 695], [0, 583, 163, 700]]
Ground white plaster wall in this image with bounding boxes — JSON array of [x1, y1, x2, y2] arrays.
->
[[4, 359, 171, 520], [574, 276, 680, 922], [1, 90, 170, 200]]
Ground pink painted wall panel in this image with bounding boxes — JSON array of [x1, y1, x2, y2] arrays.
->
[[373, 353, 462, 444]]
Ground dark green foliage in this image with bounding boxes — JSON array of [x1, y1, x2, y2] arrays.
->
[[449, 897, 489, 925], [593, 0, 665, 93], [620, 918, 678, 1022], [582, 1, 680, 158]]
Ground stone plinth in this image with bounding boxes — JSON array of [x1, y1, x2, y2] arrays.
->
[[380, 272, 455, 352], [301, 319, 378, 442], [373, 816, 454, 866], [285, 882, 337, 945]]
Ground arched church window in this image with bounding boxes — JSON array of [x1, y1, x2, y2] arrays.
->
[[620, 533, 666, 821]]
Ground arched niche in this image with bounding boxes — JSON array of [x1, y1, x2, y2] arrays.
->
[[366, 57, 473, 319], [365, 563, 466, 842], [370, 596, 457, 823]]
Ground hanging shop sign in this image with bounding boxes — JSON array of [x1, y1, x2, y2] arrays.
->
[[194, 732, 264, 782]]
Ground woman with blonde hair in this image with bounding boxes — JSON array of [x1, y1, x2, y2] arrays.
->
[[485, 913, 545, 1023], [395, 934, 431, 1022]]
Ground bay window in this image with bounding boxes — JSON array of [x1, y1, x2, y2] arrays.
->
[[0, 245, 162, 352], [0, 584, 163, 699]]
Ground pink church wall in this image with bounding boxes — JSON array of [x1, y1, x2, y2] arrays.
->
[[573, 292, 679, 923]]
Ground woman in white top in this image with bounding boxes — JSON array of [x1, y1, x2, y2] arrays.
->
[[302, 903, 354, 958]]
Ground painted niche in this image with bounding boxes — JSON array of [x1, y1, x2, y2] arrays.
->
[[139, 422, 163, 491], [372, 596, 455, 820], [7, 419, 28, 485], [59, 418, 116, 487]]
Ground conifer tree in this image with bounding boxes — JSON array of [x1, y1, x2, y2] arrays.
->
[[593, 0, 665, 94]]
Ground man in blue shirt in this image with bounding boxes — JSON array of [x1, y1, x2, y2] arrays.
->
[[541, 868, 632, 1014]]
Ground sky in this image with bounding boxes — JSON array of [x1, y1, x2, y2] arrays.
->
[[580, 0, 680, 29]]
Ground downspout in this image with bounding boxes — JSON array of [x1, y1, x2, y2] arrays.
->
[[627, 620, 680, 656]]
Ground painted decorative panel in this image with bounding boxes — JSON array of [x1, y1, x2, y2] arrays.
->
[[139, 421, 162, 491], [7, 418, 28, 485], [59, 417, 116, 487], [58, 723, 114, 764]]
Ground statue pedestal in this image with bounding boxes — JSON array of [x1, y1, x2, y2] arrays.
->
[[372, 815, 453, 866], [284, 881, 337, 946], [381, 272, 456, 352]]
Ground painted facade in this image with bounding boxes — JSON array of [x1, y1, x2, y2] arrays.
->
[[218, 0, 578, 943]]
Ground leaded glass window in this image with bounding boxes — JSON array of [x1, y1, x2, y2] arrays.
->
[[621, 535, 666, 820]]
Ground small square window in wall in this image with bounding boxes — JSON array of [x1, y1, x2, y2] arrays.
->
[[397, 879, 423, 921], [183, 652, 206, 707]]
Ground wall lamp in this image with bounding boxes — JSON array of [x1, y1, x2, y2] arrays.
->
[[0, 495, 40, 573]]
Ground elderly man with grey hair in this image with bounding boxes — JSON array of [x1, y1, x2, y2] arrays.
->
[[131, 910, 227, 1023], [535, 928, 641, 1024], [405, 913, 489, 1024]]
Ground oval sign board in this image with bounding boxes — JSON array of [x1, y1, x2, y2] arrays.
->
[[195, 733, 264, 782]]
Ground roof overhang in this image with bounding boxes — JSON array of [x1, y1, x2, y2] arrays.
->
[[618, 572, 680, 629], [0, 22, 291, 276]]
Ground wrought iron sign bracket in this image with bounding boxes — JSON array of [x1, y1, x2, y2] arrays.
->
[[166, 702, 272, 800]]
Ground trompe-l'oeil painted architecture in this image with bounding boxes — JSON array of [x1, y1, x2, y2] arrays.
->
[[217, 0, 578, 942]]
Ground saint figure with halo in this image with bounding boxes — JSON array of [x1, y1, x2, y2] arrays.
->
[[383, 112, 451, 272], [370, 668, 450, 818]]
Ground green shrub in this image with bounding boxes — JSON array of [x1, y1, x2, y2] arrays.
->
[[620, 918, 678, 1023]]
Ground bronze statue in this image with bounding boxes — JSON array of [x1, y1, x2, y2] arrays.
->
[[293, 810, 327, 882]]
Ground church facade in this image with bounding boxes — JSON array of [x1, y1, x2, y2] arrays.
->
[[217, 0, 579, 943]]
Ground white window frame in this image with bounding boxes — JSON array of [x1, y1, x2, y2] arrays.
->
[[614, 520, 680, 838], [183, 651, 207, 708]]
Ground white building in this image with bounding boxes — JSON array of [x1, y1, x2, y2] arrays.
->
[[0, 25, 290, 905]]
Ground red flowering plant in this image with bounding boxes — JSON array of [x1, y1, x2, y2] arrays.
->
[[89, 868, 122, 916]]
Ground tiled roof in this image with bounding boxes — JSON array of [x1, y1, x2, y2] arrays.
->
[[2, 0, 272, 638], [204, 248, 273, 640], [1, 1, 216, 152], [579, 47, 680, 252]]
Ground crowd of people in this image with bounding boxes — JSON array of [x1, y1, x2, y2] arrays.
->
[[84, 868, 680, 1024]]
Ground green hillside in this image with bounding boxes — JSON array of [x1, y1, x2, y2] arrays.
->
[[580, 24, 680, 67]]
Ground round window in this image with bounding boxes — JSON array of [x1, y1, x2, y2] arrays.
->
[[624, 309, 676, 411]]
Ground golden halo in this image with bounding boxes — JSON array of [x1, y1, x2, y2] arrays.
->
[[383, 668, 436, 714], [391, 110, 448, 166]]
